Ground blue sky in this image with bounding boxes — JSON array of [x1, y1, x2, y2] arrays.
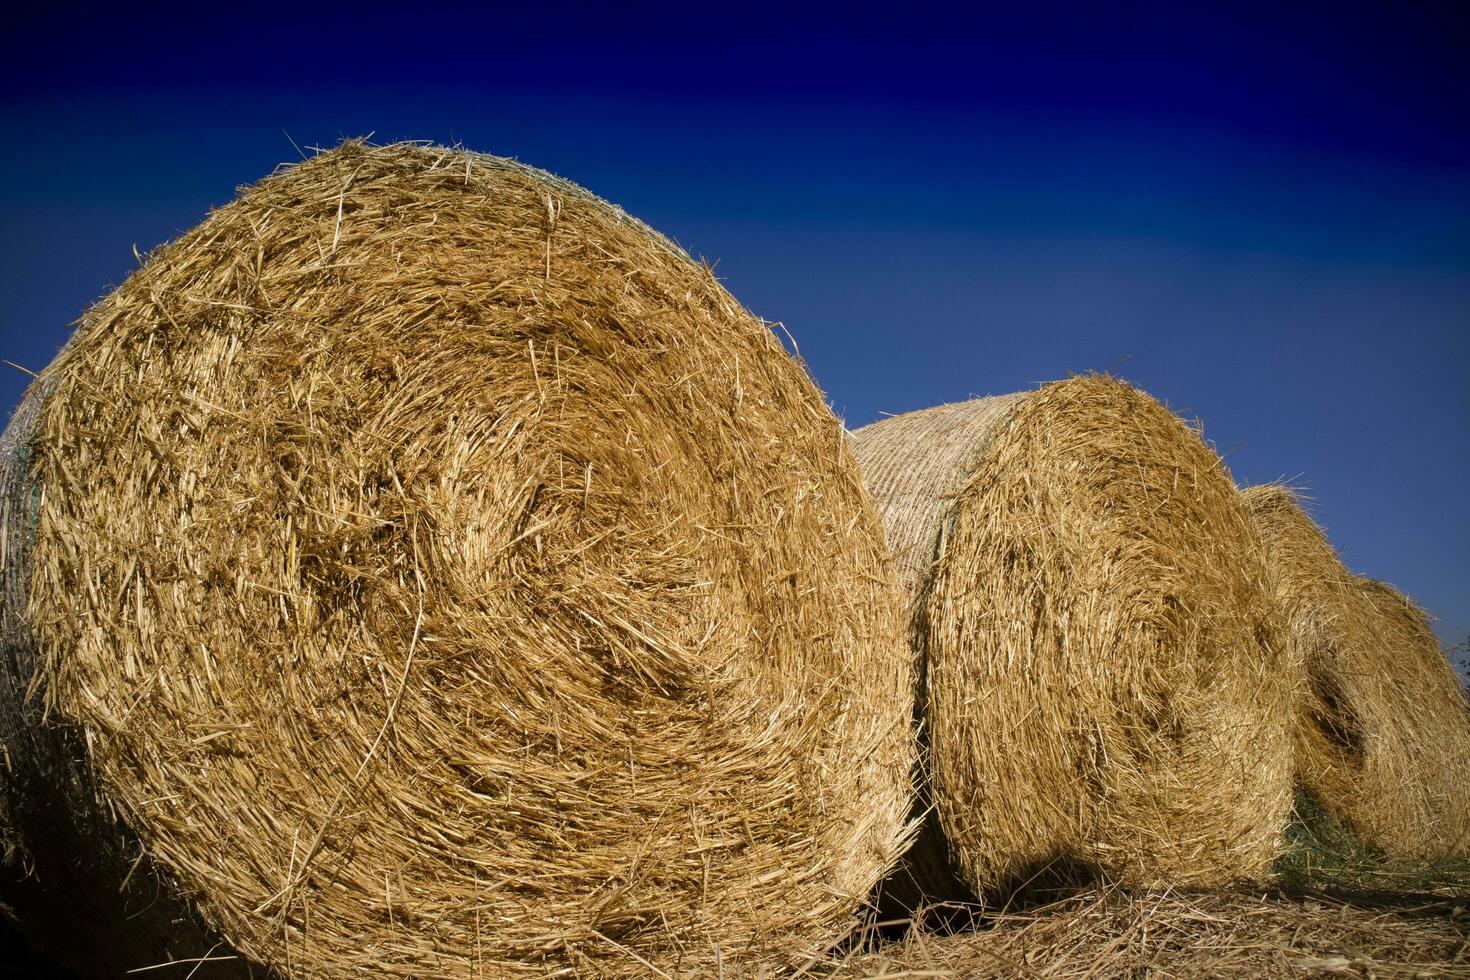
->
[[2, 4, 1467, 649]]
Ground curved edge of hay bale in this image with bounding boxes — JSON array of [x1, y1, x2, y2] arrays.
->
[[853, 394, 1029, 915], [0, 380, 258, 978], [856, 376, 1293, 904], [1247, 483, 1470, 860]]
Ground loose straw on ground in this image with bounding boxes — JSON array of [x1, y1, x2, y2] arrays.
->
[[826, 886, 1470, 978], [853, 377, 1292, 906], [0, 141, 915, 978]]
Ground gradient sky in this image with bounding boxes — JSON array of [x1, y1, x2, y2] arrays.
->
[[2, 5, 1467, 652]]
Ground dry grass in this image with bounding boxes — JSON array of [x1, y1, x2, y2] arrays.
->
[[1244, 486, 1470, 862], [853, 377, 1293, 904], [826, 886, 1470, 978], [1, 141, 915, 977]]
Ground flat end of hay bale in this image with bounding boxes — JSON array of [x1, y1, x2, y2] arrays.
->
[[2, 141, 916, 977], [858, 376, 1294, 899]]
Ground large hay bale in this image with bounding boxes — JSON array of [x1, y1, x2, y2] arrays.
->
[[1243, 486, 1470, 859], [0, 141, 916, 977], [852, 376, 1293, 902]]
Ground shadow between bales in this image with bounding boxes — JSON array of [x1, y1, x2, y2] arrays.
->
[[857, 850, 1109, 952]]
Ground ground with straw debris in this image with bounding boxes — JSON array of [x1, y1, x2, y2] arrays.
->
[[821, 796, 1470, 978], [826, 888, 1467, 978]]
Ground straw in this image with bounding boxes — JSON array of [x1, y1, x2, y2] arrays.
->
[[1245, 485, 1470, 860], [855, 377, 1293, 904], [2, 141, 915, 978]]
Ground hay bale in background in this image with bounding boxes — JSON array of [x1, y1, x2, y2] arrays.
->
[[0, 141, 915, 977], [853, 376, 1293, 904], [1244, 486, 1470, 860]]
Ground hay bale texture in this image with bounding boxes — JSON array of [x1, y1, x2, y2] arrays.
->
[[852, 377, 1293, 902], [1, 376, 249, 977], [1244, 486, 1470, 859], [0, 141, 916, 977]]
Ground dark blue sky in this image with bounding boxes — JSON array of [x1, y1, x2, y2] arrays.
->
[[2, 5, 1467, 647]]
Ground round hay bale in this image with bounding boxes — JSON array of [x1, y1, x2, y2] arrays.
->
[[0, 141, 915, 977], [1243, 486, 1470, 859], [852, 376, 1293, 902]]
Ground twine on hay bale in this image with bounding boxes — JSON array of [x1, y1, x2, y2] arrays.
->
[[0, 141, 915, 978], [852, 376, 1293, 906], [1244, 486, 1470, 859]]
